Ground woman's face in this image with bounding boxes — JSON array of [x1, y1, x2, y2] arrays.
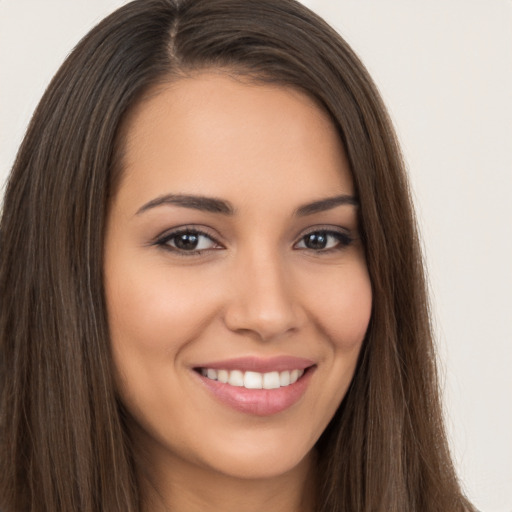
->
[[104, 72, 372, 481]]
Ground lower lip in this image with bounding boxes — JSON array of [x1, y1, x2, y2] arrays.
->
[[195, 367, 315, 416]]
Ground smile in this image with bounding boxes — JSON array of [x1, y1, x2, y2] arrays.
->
[[199, 368, 305, 390], [193, 358, 316, 416]]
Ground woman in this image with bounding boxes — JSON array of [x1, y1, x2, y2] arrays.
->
[[0, 0, 476, 510]]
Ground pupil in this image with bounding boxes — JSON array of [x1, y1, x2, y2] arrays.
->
[[175, 233, 199, 250], [305, 232, 327, 249]]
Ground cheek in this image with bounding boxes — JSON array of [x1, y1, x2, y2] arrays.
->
[[292, 257, 372, 440], [104, 262, 222, 430], [303, 259, 372, 352], [103, 259, 227, 426], [105, 260, 219, 356], [332, 276, 372, 350]]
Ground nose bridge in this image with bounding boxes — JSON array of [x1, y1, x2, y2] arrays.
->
[[223, 243, 301, 340]]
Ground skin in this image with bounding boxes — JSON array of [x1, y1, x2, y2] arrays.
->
[[104, 72, 372, 512]]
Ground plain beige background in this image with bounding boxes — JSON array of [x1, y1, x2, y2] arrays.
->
[[1, 1, 511, 511]]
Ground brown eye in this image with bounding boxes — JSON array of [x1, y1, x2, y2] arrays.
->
[[157, 229, 220, 253], [303, 232, 329, 250], [295, 230, 353, 251], [173, 232, 201, 250]]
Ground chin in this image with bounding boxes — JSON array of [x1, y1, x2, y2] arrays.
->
[[202, 447, 314, 482], [189, 424, 318, 481]]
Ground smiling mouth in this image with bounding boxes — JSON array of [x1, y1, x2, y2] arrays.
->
[[193, 362, 315, 415], [196, 368, 307, 390]]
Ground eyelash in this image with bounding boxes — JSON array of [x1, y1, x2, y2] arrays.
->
[[154, 226, 354, 256], [295, 228, 354, 253], [154, 227, 222, 256]]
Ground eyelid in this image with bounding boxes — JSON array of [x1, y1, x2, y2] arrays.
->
[[295, 224, 353, 241], [298, 224, 351, 236]]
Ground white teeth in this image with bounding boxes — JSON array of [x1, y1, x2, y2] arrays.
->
[[263, 371, 280, 389], [244, 371, 263, 389], [200, 368, 306, 389], [279, 370, 291, 386], [217, 369, 229, 383], [228, 370, 244, 387]]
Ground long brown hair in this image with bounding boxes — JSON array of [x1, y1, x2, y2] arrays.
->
[[0, 0, 474, 510]]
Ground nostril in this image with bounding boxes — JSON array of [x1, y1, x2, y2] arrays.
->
[[222, 301, 303, 341]]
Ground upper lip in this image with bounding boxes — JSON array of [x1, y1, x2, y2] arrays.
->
[[193, 356, 315, 373]]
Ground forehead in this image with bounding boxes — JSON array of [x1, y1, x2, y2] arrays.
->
[[115, 71, 353, 210]]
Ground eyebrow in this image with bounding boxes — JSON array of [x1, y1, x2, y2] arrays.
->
[[135, 192, 358, 217], [295, 194, 359, 216], [136, 194, 235, 216]]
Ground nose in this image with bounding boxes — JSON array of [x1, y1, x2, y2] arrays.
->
[[223, 249, 304, 341]]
